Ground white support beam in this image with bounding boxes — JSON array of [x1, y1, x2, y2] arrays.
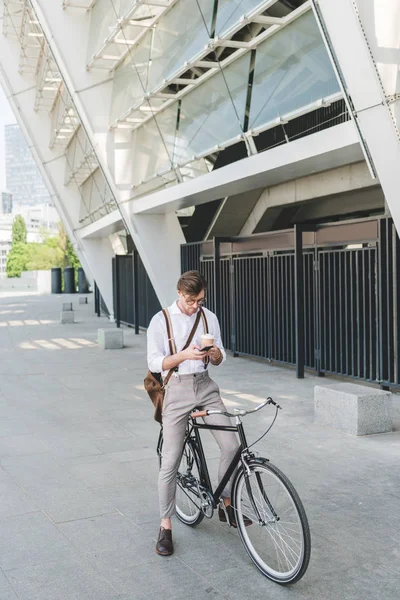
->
[[251, 15, 283, 26], [30, 0, 184, 305], [130, 121, 363, 215], [0, 21, 115, 312], [314, 0, 400, 237], [119, 92, 344, 194], [86, 0, 178, 71], [62, 0, 96, 9]]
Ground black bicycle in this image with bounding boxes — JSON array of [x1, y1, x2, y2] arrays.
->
[[157, 398, 311, 584]]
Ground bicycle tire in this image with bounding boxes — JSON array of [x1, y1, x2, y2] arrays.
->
[[233, 460, 311, 584], [175, 438, 204, 527]]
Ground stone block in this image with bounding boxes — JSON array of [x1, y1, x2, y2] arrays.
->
[[98, 329, 123, 350], [62, 302, 73, 311], [79, 297, 88, 305], [60, 311, 74, 324], [314, 383, 392, 436]]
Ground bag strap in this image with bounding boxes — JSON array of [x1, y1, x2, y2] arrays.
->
[[181, 309, 202, 352]]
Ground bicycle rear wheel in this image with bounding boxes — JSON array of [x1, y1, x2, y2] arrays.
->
[[175, 439, 204, 527], [233, 460, 311, 584]]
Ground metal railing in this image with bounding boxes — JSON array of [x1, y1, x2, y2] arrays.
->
[[112, 252, 161, 331], [181, 217, 400, 388]]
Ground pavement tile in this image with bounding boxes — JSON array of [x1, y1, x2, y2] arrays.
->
[[25, 482, 117, 523], [0, 569, 19, 599], [96, 558, 219, 597], [0, 511, 79, 571], [0, 477, 39, 518], [5, 557, 120, 600], [0, 434, 49, 457]]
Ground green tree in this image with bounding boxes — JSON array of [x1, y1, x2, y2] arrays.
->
[[6, 219, 81, 279], [11, 215, 27, 245], [55, 222, 81, 270], [66, 238, 80, 270], [6, 243, 29, 278], [25, 243, 63, 271]]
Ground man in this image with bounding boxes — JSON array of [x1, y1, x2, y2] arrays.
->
[[147, 270, 241, 556]]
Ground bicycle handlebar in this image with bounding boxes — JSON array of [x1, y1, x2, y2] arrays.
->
[[191, 397, 281, 420]]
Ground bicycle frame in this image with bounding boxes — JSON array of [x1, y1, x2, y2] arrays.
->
[[186, 417, 251, 510], [156, 414, 273, 523]]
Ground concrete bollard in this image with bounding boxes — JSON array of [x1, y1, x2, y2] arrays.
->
[[62, 302, 73, 311], [314, 383, 392, 435], [98, 329, 124, 350], [60, 310, 74, 324], [79, 297, 88, 305]]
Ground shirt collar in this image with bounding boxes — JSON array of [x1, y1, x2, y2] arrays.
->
[[169, 299, 199, 317]]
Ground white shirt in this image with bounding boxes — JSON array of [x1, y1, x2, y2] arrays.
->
[[147, 301, 226, 377]]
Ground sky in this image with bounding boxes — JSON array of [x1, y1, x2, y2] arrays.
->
[[0, 86, 17, 192]]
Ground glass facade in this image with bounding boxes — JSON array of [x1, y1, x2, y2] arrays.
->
[[215, 0, 266, 35], [249, 11, 340, 131], [87, 2, 341, 195], [1, 192, 13, 214], [5, 124, 52, 207], [148, 0, 214, 90], [176, 52, 251, 162]]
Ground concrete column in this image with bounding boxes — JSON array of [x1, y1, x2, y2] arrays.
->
[[315, 0, 400, 237]]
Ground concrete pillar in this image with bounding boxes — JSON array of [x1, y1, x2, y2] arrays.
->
[[315, 0, 400, 237]]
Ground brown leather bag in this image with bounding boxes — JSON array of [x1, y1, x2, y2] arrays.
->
[[144, 308, 208, 424]]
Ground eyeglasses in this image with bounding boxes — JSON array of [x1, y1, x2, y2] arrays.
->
[[184, 295, 206, 306]]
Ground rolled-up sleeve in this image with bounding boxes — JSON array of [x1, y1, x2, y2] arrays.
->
[[147, 313, 166, 373], [213, 314, 226, 365]]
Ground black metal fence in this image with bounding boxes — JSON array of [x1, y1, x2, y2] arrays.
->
[[111, 251, 161, 330], [94, 282, 110, 318], [181, 217, 400, 388]]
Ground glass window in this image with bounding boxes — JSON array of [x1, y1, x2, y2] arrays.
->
[[216, 0, 266, 36], [148, 0, 214, 91], [174, 52, 251, 164], [131, 105, 179, 187], [110, 32, 152, 123], [87, 0, 118, 63], [119, 0, 137, 17], [249, 11, 340, 131]]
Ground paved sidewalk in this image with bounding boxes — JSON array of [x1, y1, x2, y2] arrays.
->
[[0, 292, 399, 600]]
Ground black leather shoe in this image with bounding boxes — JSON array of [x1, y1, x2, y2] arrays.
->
[[155, 527, 174, 556], [218, 504, 252, 528]]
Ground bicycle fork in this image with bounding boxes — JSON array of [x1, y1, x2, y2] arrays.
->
[[241, 455, 279, 526]]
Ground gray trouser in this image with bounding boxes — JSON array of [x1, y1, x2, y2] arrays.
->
[[159, 370, 240, 519]]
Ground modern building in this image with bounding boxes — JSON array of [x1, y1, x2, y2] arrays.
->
[[0, 1, 400, 386], [1, 190, 12, 213], [5, 122, 52, 206]]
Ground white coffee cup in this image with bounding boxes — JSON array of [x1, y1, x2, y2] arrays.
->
[[200, 333, 214, 349]]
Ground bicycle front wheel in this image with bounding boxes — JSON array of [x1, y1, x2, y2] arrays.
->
[[233, 461, 311, 584], [175, 440, 204, 527]]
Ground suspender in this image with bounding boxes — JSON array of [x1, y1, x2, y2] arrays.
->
[[162, 307, 209, 386]]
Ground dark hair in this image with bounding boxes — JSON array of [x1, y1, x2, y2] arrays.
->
[[177, 270, 207, 296]]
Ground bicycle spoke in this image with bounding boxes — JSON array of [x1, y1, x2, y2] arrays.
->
[[234, 462, 310, 583], [175, 440, 204, 527]]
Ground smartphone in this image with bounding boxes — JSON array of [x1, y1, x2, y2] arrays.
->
[[200, 345, 213, 352]]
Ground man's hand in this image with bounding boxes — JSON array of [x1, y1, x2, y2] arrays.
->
[[208, 346, 222, 365], [181, 344, 207, 361]]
